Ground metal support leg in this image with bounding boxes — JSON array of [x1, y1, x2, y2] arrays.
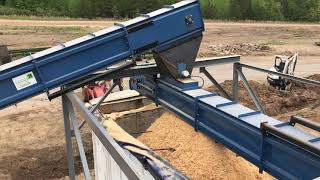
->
[[236, 69, 266, 114], [67, 92, 142, 180], [66, 99, 91, 180], [62, 95, 76, 180], [200, 67, 232, 100], [233, 63, 239, 102]]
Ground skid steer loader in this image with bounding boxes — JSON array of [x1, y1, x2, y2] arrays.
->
[[267, 53, 298, 91]]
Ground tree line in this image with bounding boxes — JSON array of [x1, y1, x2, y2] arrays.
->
[[0, 0, 319, 21]]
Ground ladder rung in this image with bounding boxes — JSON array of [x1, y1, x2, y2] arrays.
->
[[275, 122, 291, 128], [216, 101, 237, 108], [238, 111, 261, 119], [309, 137, 320, 143], [196, 93, 219, 100]]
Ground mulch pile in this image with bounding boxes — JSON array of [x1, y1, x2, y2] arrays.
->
[[137, 113, 273, 180], [207, 74, 320, 117], [208, 43, 272, 56]]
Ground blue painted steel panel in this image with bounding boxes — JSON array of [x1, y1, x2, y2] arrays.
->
[[131, 76, 320, 180], [0, 0, 204, 109]]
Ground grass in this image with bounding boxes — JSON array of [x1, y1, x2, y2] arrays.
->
[[292, 29, 315, 38], [0, 25, 95, 34], [0, 14, 319, 24], [0, 15, 87, 21], [0, 14, 115, 21], [267, 40, 286, 46]]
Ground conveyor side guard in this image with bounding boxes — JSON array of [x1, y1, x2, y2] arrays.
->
[[0, 0, 204, 109], [131, 76, 320, 180]]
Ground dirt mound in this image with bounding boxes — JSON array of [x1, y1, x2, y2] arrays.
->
[[207, 43, 271, 56], [208, 74, 320, 117], [307, 74, 320, 81]]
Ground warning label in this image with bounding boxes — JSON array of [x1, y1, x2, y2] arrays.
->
[[12, 72, 37, 91]]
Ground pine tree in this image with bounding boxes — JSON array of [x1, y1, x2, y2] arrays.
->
[[230, 0, 241, 19], [68, 0, 81, 17], [239, 0, 251, 19], [112, 5, 119, 19], [0, 0, 5, 5]]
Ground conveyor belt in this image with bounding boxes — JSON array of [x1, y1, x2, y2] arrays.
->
[[0, 0, 204, 109], [131, 76, 320, 180]]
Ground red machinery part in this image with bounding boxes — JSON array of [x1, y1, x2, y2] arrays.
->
[[83, 81, 110, 102]]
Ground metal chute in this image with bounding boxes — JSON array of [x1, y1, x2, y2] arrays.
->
[[153, 36, 202, 79]]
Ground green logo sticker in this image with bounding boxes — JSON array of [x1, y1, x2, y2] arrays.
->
[[12, 71, 38, 91], [27, 73, 33, 79]]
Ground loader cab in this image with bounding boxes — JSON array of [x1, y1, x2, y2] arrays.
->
[[267, 53, 298, 91], [274, 56, 286, 73], [274, 54, 298, 75]]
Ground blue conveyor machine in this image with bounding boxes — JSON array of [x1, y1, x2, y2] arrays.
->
[[0, 0, 319, 179], [0, 0, 204, 109]]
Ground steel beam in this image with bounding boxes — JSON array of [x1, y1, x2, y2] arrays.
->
[[232, 63, 239, 101], [239, 63, 320, 87], [70, 55, 241, 84], [66, 92, 148, 180], [236, 69, 265, 114], [62, 95, 76, 180], [48, 61, 135, 100], [66, 99, 91, 180], [200, 67, 232, 100], [290, 116, 320, 132], [194, 55, 240, 68]]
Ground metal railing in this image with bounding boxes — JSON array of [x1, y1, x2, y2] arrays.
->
[[62, 92, 146, 180], [199, 59, 320, 114]]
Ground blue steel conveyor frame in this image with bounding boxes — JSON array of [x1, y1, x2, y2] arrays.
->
[[0, 0, 204, 109], [0, 0, 319, 179], [130, 76, 320, 180]]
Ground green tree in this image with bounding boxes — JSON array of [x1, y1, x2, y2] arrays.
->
[[1, 0, 319, 21], [286, 0, 320, 21], [112, 5, 119, 19], [230, 0, 241, 19], [251, 0, 283, 20], [68, 0, 81, 17], [200, 0, 215, 19], [239, 0, 252, 19], [215, 0, 231, 19]]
